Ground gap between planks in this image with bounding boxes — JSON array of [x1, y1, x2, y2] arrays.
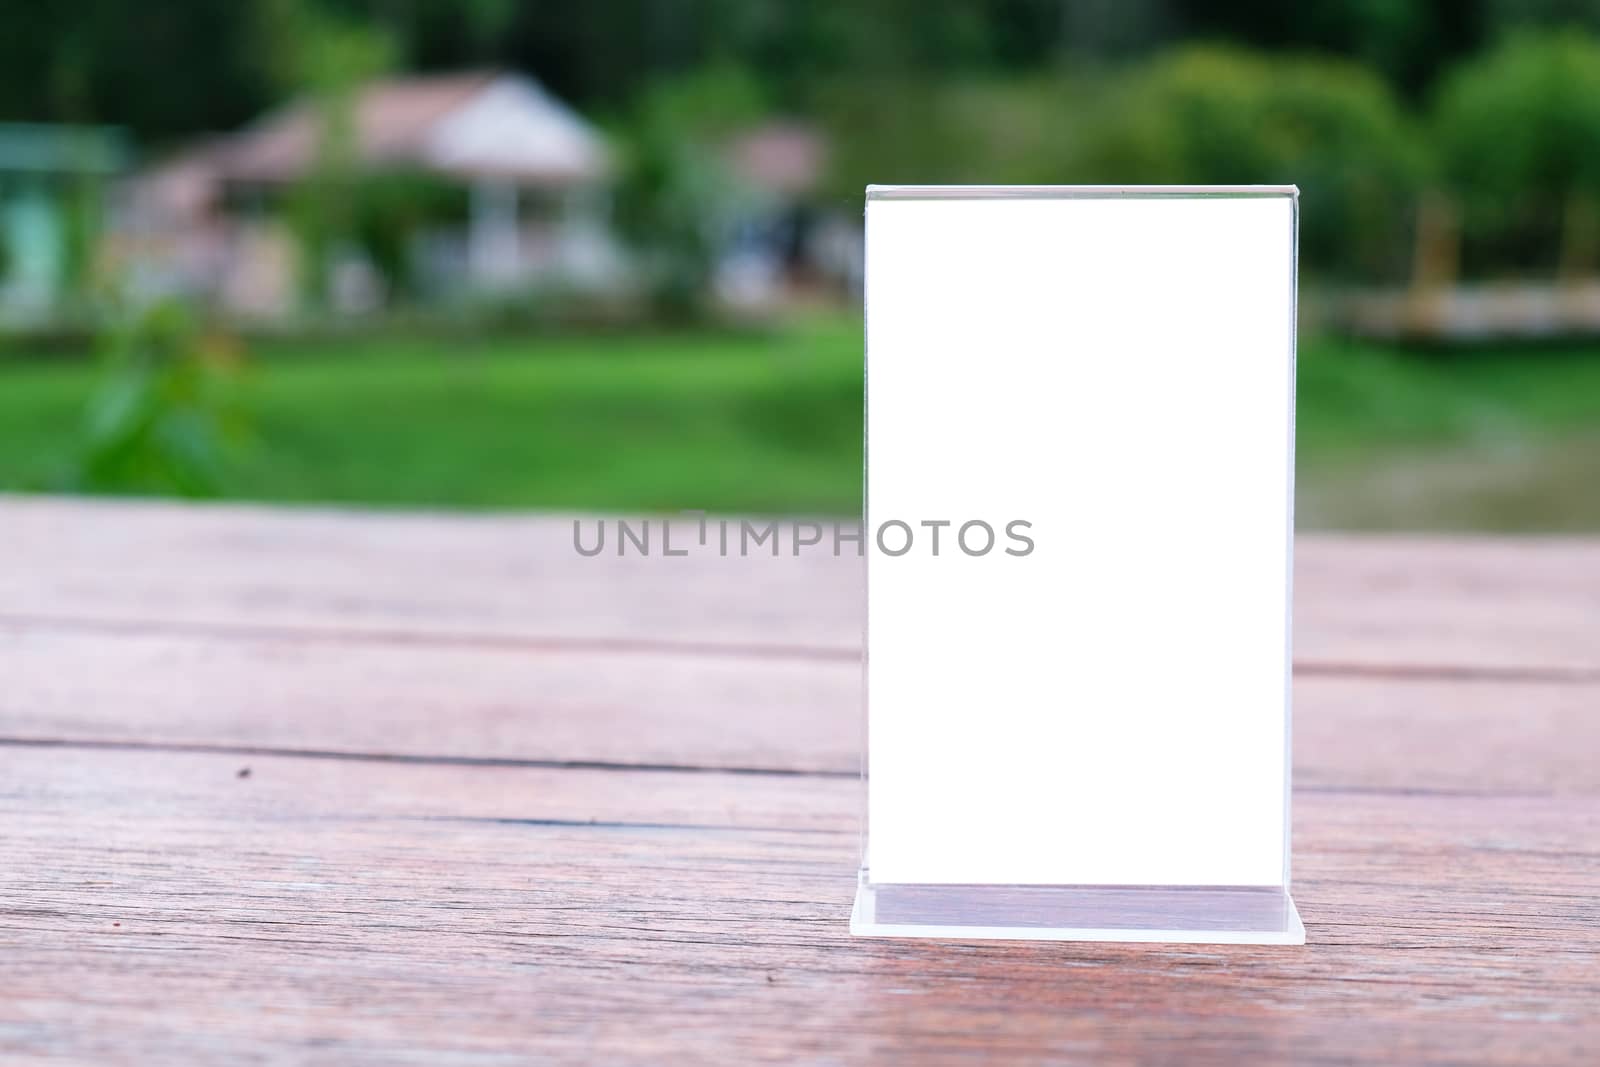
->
[[4, 610, 1598, 686], [0, 735, 856, 779], [0, 736, 1570, 799], [0, 612, 861, 664]]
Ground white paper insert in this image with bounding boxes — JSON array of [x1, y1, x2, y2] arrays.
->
[[866, 191, 1295, 887]]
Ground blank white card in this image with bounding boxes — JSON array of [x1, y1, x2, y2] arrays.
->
[[865, 190, 1296, 887]]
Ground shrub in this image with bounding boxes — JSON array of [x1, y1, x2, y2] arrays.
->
[[60, 301, 250, 497], [1070, 47, 1427, 281], [818, 74, 1089, 195], [1434, 30, 1600, 277], [611, 66, 765, 321]]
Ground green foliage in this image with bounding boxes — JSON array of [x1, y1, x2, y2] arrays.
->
[[255, 0, 398, 97], [260, 0, 399, 309], [348, 171, 464, 300], [2, 320, 866, 514], [638, 64, 770, 140], [1070, 47, 1426, 280], [0, 0, 1528, 140], [611, 67, 763, 321], [16, 3, 1600, 293], [612, 126, 728, 321], [1434, 30, 1600, 273], [819, 74, 1086, 194], [58, 301, 250, 497], [819, 52, 1423, 279], [1485, 0, 1600, 36], [59, 174, 102, 301], [6, 322, 1600, 528]]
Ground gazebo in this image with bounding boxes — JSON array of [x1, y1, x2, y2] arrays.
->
[[123, 71, 615, 313], [217, 71, 611, 286]]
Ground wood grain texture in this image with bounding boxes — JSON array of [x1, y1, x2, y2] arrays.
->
[[0, 620, 861, 774], [2, 495, 1598, 1064], [1, 748, 1596, 1065], [0, 496, 864, 654], [6, 496, 1600, 672], [1294, 535, 1600, 677], [4, 622, 1598, 792]]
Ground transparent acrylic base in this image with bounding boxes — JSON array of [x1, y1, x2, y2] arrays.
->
[[851, 872, 1304, 944]]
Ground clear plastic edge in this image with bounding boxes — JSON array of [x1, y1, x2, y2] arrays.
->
[[866, 184, 1300, 200], [854, 186, 1304, 945], [851, 877, 1306, 944]]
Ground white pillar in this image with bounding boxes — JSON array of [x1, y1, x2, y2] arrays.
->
[[469, 178, 519, 285]]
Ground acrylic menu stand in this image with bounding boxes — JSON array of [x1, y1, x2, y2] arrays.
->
[[851, 186, 1305, 944]]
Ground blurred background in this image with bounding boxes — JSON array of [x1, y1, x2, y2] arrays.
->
[[1, 0, 1598, 529]]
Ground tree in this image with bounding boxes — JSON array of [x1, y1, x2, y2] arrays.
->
[[256, 0, 398, 309], [1071, 46, 1426, 281], [611, 67, 766, 320], [1434, 30, 1600, 279]]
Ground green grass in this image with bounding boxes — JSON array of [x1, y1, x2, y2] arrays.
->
[[1296, 337, 1600, 462], [0, 319, 866, 514], [2, 318, 1599, 524]]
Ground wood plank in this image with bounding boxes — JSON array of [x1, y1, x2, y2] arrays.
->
[[0, 496, 864, 654], [2, 746, 1596, 1064], [7, 497, 1600, 673], [4, 621, 1596, 792], [1292, 675, 1600, 795], [1294, 535, 1600, 676], [0, 620, 860, 775]]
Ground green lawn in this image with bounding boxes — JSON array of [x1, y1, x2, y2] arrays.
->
[[2, 317, 1599, 525], [0, 319, 866, 514]]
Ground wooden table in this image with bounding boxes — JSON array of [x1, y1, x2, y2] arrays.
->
[[2, 496, 1596, 1064]]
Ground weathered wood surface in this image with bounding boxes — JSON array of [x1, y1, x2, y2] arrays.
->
[[6, 495, 1600, 673], [1, 495, 1597, 1065]]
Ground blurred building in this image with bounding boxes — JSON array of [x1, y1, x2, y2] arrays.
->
[[0, 124, 128, 321], [116, 71, 617, 317]]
